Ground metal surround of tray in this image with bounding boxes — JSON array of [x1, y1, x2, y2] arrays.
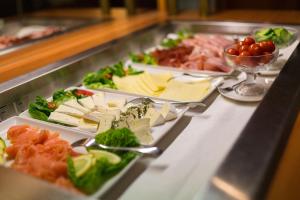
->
[[0, 17, 110, 55], [0, 21, 299, 200]]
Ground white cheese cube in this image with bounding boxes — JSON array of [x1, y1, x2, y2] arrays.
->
[[96, 106, 121, 120], [160, 103, 177, 121], [97, 115, 115, 133], [55, 104, 85, 117], [78, 96, 96, 110], [78, 118, 98, 133], [92, 92, 105, 108], [144, 107, 165, 127], [64, 99, 90, 113], [48, 112, 80, 126], [84, 111, 116, 122], [128, 118, 153, 145], [106, 99, 126, 109]]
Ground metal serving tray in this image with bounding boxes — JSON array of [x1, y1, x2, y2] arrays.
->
[[0, 21, 299, 200], [0, 17, 109, 55]]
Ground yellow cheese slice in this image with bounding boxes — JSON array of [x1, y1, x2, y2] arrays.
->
[[159, 79, 211, 102]]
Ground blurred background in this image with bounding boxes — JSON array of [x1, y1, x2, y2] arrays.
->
[[0, 0, 299, 18]]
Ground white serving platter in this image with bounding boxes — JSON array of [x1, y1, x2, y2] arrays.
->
[[126, 60, 234, 76], [20, 87, 188, 146], [0, 116, 150, 198]]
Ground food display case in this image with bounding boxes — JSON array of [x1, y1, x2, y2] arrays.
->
[[0, 17, 108, 55], [0, 20, 299, 200]]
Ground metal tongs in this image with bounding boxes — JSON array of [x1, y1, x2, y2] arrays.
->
[[71, 138, 162, 157], [127, 97, 206, 108]]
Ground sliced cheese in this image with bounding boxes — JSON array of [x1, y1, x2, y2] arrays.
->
[[48, 112, 80, 126], [128, 118, 153, 145], [97, 115, 115, 133], [79, 118, 98, 133], [64, 99, 90, 113], [55, 104, 85, 117], [78, 97, 95, 110], [160, 79, 211, 102], [160, 103, 177, 121], [92, 92, 105, 108], [145, 107, 165, 127]]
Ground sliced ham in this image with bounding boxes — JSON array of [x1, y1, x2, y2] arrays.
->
[[150, 34, 234, 72]]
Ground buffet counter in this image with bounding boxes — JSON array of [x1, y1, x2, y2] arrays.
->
[[0, 9, 300, 200]]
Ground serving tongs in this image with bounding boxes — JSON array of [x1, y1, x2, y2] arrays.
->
[[71, 138, 162, 157], [127, 97, 206, 108], [167, 72, 237, 82]]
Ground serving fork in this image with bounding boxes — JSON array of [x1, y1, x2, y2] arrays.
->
[[71, 137, 162, 157]]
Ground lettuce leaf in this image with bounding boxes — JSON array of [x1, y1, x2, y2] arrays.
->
[[68, 128, 140, 194], [28, 96, 55, 121]]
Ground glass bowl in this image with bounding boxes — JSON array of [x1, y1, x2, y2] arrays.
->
[[224, 45, 279, 97]]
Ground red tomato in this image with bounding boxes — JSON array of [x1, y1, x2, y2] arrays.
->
[[235, 41, 244, 49], [226, 48, 239, 56], [243, 37, 255, 46], [249, 44, 262, 56], [47, 102, 57, 109], [258, 41, 268, 52], [74, 89, 94, 96], [261, 52, 273, 64], [239, 45, 250, 54], [239, 51, 251, 56], [265, 41, 276, 53]]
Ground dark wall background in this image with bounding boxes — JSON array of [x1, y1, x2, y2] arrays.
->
[[0, 0, 299, 18], [220, 0, 300, 10], [0, 0, 156, 18]]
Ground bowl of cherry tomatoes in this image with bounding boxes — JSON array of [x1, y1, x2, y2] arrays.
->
[[224, 36, 279, 71]]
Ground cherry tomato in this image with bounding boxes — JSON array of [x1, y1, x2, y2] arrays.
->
[[258, 41, 269, 52], [238, 51, 254, 66], [249, 44, 262, 56], [261, 52, 273, 64], [226, 48, 239, 56], [239, 45, 250, 54], [235, 41, 244, 49], [243, 37, 255, 46], [239, 51, 251, 56], [74, 89, 94, 97], [48, 102, 57, 109], [265, 41, 276, 52]]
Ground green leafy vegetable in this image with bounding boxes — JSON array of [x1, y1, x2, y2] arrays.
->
[[95, 128, 140, 150], [28, 88, 93, 121], [68, 128, 140, 194], [29, 96, 55, 121], [83, 61, 143, 89], [255, 27, 294, 47], [127, 65, 144, 75], [129, 52, 157, 65], [161, 29, 192, 48], [52, 89, 76, 106]]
